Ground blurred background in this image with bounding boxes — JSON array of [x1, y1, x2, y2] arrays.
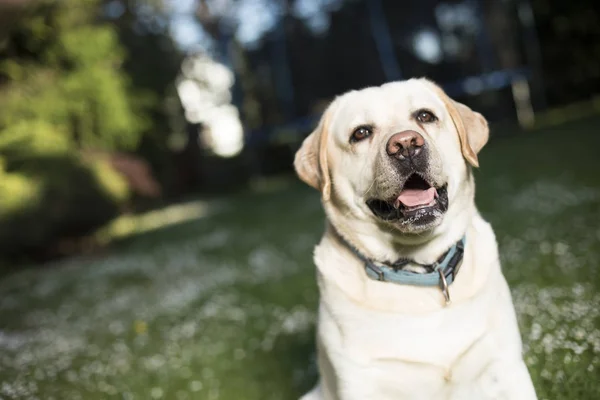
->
[[0, 0, 599, 399]]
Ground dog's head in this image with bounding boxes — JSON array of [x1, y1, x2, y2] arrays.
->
[[295, 78, 488, 239]]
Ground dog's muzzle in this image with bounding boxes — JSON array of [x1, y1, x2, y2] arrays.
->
[[366, 131, 448, 228]]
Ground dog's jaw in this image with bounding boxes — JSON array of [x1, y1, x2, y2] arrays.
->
[[365, 170, 450, 234], [323, 173, 475, 264]]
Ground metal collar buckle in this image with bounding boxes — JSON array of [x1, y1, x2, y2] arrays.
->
[[437, 266, 451, 305]]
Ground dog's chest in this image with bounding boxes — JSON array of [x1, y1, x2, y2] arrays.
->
[[318, 281, 503, 399]]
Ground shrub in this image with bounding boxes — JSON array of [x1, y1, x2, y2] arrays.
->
[[0, 154, 129, 259], [0, 120, 72, 159], [0, 157, 42, 217], [90, 159, 130, 204]]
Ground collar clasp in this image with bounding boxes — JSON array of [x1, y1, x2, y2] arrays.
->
[[437, 267, 451, 305]]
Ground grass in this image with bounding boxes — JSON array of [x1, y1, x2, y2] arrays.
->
[[1, 117, 600, 399]]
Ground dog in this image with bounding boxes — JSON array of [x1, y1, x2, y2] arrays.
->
[[294, 78, 537, 400]]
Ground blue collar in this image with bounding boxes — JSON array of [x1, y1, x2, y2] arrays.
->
[[337, 232, 466, 304]]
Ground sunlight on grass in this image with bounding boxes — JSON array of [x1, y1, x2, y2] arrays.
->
[[95, 199, 212, 244]]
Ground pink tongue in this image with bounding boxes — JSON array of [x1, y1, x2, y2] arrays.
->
[[396, 187, 437, 208]]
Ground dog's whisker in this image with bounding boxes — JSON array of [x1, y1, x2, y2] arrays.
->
[[362, 177, 377, 198]]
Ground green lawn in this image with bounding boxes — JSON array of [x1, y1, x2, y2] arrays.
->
[[1, 118, 600, 399]]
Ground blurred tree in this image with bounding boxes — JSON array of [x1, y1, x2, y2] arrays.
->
[[0, 0, 157, 260], [100, 0, 185, 198], [0, 0, 147, 152]]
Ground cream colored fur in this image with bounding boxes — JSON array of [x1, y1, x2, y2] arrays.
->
[[295, 79, 537, 400]]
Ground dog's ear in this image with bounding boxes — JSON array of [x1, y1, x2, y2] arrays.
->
[[446, 101, 489, 168], [422, 80, 489, 167], [294, 104, 334, 201]]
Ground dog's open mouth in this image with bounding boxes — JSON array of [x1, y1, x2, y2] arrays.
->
[[366, 174, 448, 222]]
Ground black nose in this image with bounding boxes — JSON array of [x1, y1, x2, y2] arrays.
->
[[386, 130, 425, 159]]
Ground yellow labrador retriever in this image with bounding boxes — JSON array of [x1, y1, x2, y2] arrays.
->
[[294, 78, 537, 400]]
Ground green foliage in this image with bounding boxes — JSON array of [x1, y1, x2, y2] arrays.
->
[[0, 0, 148, 257], [0, 0, 148, 151], [105, 0, 185, 195], [90, 159, 130, 204], [0, 155, 125, 257], [0, 157, 42, 217], [0, 120, 71, 158]]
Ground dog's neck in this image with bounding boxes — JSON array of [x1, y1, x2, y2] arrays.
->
[[329, 224, 466, 304]]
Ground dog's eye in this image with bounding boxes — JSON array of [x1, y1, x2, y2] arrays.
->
[[350, 126, 373, 143], [416, 110, 437, 123]]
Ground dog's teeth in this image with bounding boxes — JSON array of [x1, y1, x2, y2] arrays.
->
[[393, 199, 401, 209]]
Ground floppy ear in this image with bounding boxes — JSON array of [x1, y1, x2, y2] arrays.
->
[[446, 101, 489, 167], [294, 105, 333, 201], [424, 80, 489, 167]]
